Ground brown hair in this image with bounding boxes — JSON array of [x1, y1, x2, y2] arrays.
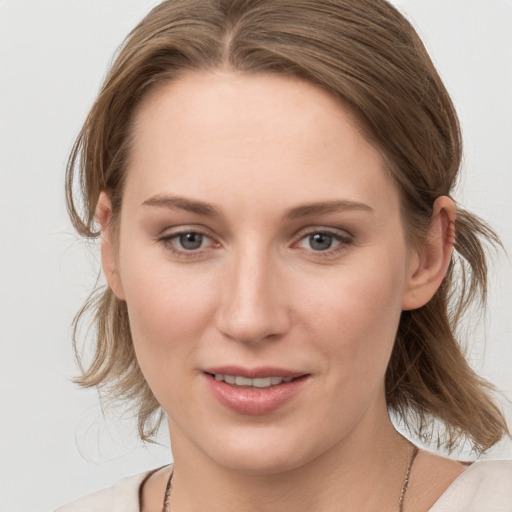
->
[[66, 0, 509, 450]]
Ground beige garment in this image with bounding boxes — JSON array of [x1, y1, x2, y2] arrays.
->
[[55, 460, 512, 512]]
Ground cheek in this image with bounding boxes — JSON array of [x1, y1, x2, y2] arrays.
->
[[299, 251, 407, 375], [117, 247, 218, 380]]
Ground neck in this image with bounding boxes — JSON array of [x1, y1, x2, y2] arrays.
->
[[167, 413, 413, 512]]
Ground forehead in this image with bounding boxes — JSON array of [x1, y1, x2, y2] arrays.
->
[[125, 71, 399, 218]]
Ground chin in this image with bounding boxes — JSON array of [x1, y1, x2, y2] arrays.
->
[[196, 424, 330, 476], [216, 449, 308, 476]]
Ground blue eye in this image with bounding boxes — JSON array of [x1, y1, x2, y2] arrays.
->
[[160, 231, 213, 254], [296, 230, 352, 253], [307, 233, 336, 251], [176, 232, 205, 250]]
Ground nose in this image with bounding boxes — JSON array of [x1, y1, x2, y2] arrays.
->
[[215, 247, 290, 344]]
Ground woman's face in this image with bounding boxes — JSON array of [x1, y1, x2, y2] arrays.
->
[[106, 71, 422, 473]]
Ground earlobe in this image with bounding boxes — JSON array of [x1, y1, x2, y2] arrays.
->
[[402, 196, 456, 310], [96, 192, 126, 301]]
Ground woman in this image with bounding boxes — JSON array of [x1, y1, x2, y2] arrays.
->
[[57, 0, 512, 510]]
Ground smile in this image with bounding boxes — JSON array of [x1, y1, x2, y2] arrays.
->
[[204, 370, 310, 415], [213, 374, 295, 388]]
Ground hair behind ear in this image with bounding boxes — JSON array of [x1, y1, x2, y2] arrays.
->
[[387, 206, 507, 453]]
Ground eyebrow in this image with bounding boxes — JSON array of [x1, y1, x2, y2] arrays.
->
[[284, 200, 374, 219], [141, 195, 221, 216], [141, 195, 374, 219]]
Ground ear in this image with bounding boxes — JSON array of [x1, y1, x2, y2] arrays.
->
[[402, 196, 456, 310], [96, 192, 126, 301]]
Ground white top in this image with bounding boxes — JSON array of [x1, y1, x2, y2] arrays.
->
[[54, 460, 512, 512]]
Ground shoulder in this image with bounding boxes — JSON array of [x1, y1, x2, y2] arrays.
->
[[54, 470, 152, 512], [429, 460, 512, 511]]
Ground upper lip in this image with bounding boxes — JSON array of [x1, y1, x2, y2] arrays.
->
[[203, 366, 307, 379]]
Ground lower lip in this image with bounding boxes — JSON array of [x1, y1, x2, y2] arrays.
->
[[204, 374, 309, 415]]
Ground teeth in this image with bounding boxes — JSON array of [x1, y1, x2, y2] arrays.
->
[[213, 374, 295, 388], [253, 377, 271, 388], [235, 376, 253, 386], [224, 375, 236, 384]]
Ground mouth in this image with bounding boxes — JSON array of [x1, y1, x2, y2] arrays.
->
[[207, 373, 297, 388], [203, 368, 310, 415]]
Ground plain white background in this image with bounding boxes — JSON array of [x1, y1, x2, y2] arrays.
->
[[1, 1, 511, 510]]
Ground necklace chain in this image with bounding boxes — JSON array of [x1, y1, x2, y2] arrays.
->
[[162, 445, 419, 512], [161, 470, 173, 512], [398, 445, 419, 512]]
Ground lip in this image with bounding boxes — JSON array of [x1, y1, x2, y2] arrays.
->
[[202, 366, 310, 415]]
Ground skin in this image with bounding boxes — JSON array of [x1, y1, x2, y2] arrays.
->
[[98, 71, 463, 511]]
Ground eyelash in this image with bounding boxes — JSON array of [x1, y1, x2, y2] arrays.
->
[[157, 227, 353, 259]]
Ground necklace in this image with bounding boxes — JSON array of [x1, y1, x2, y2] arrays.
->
[[161, 445, 419, 512], [161, 470, 173, 512], [398, 445, 419, 512]]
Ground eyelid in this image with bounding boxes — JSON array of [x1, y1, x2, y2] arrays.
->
[[293, 225, 353, 242], [157, 222, 212, 236]]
